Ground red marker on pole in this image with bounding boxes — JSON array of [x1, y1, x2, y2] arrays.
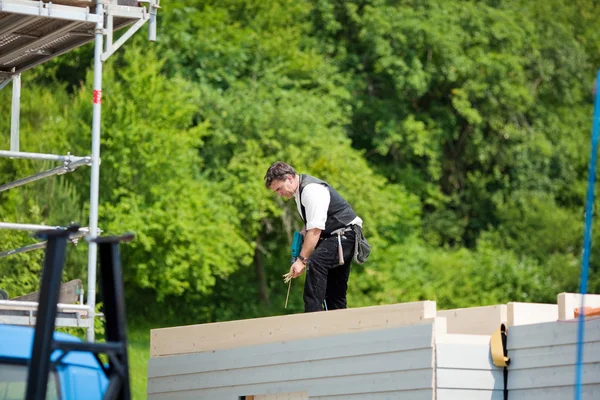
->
[[93, 90, 102, 104]]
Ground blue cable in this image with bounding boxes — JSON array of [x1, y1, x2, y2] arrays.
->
[[575, 68, 600, 400]]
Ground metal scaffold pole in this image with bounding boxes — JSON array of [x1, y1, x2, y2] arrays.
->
[[10, 73, 21, 152], [0, 0, 158, 338], [86, 0, 105, 343]]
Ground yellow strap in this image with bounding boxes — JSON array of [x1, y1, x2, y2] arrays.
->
[[491, 324, 510, 367]]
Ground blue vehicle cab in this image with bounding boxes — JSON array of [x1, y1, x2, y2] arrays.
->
[[0, 324, 108, 400], [0, 229, 132, 400]]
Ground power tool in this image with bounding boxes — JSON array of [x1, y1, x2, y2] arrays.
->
[[291, 231, 303, 263]]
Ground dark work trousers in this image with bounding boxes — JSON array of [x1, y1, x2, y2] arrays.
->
[[304, 230, 356, 312]]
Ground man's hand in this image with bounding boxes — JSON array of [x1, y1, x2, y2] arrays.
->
[[290, 259, 306, 278]]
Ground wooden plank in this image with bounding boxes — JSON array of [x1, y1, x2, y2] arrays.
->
[[151, 301, 437, 356], [507, 318, 600, 350], [436, 389, 503, 400], [148, 392, 237, 400], [11, 279, 82, 304], [576, 306, 600, 317], [148, 369, 434, 399], [508, 363, 600, 390], [509, 384, 600, 400], [149, 389, 435, 400], [435, 333, 490, 345], [507, 302, 557, 326], [148, 348, 434, 393], [558, 292, 600, 320], [252, 393, 308, 400], [437, 369, 504, 391], [437, 305, 506, 335], [436, 343, 494, 370], [509, 341, 600, 370], [149, 322, 434, 378], [309, 390, 433, 399]]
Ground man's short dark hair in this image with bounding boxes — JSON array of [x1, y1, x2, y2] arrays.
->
[[264, 161, 297, 188]]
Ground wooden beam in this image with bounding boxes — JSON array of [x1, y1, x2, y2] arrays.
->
[[150, 301, 437, 357], [575, 306, 600, 317], [507, 302, 557, 326], [437, 305, 506, 335]]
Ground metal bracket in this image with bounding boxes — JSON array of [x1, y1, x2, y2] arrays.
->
[[101, 17, 146, 61]]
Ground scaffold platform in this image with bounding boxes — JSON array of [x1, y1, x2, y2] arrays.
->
[[0, 0, 150, 86]]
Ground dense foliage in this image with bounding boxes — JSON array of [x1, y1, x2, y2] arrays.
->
[[1, 0, 599, 329]]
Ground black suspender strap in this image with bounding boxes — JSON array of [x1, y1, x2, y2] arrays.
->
[[491, 324, 510, 400]]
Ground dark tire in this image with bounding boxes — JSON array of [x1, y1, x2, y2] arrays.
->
[[0, 289, 8, 300]]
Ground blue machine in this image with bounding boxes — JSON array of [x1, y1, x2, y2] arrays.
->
[[0, 325, 108, 400], [0, 227, 133, 400]]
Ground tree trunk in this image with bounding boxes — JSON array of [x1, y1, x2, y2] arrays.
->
[[254, 234, 270, 305]]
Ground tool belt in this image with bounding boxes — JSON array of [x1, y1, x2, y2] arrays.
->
[[325, 225, 371, 265], [329, 226, 354, 265], [351, 224, 371, 264]]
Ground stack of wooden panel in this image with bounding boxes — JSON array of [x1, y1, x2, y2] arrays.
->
[[148, 293, 600, 399], [149, 301, 440, 399], [507, 317, 600, 399]]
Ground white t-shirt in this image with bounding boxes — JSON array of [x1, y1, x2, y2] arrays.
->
[[294, 183, 362, 230]]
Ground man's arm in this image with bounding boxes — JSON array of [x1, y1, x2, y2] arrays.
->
[[290, 227, 321, 278]]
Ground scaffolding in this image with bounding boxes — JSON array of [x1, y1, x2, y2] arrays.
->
[[0, 0, 159, 341]]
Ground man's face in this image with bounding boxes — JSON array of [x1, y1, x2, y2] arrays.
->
[[269, 175, 296, 199]]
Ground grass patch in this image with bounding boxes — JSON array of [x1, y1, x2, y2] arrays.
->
[[128, 325, 151, 400]]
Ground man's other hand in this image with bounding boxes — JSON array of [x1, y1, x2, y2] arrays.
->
[[291, 259, 306, 278]]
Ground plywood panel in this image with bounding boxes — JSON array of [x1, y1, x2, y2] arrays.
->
[[558, 292, 600, 320], [507, 302, 557, 326], [509, 384, 600, 400], [148, 392, 237, 400], [436, 333, 490, 345], [508, 363, 600, 390], [149, 369, 434, 400], [151, 301, 437, 356], [507, 318, 600, 350], [148, 348, 434, 393], [436, 389, 503, 400], [149, 322, 434, 378], [509, 341, 600, 370], [252, 392, 308, 400], [149, 390, 435, 400], [437, 369, 504, 391], [310, 389, 433, 399], [436, 343, 494, 370], [437, 305, 506, 335]]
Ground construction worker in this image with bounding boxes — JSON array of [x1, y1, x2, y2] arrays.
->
[[265, 161, 366, 312]]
